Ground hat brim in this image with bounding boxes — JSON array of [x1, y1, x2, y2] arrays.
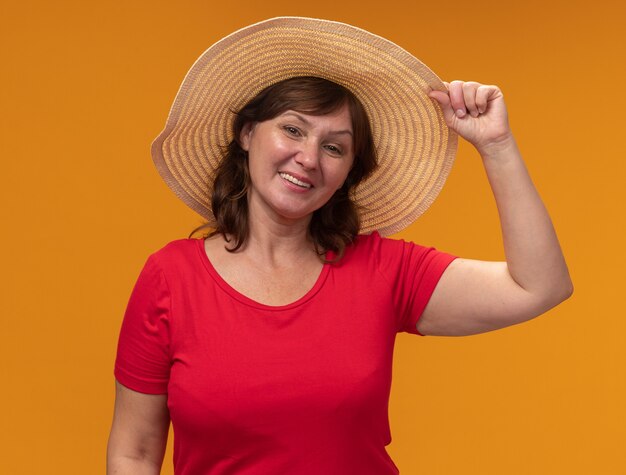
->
[[151, 17, 457, 236]]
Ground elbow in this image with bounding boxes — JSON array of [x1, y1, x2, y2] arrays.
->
[[558, 271, 574, 302], [528, 276, 573, 317], [544, 277, 574, 310], [548, 262, 574, 304], [563, 279, 574, 300]]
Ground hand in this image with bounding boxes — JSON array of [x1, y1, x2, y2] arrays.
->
[[428, 81, 513, 156]]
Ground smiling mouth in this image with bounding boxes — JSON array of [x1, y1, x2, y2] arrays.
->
[[279, 172, 312, 189]]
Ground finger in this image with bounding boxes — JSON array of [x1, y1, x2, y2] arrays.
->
[[448, 80, 467, 118], [476, 85, 495, 114], [462, 81, 481, 117], [428, 90, 455, 123]]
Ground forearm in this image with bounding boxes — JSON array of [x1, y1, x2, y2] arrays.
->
[[479, 135, 573, 301], [107, 455, 163, 475]]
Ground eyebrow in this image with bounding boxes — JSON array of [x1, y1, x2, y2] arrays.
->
[[282, 112, 353, 137]]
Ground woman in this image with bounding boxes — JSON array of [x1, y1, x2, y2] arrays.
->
[[107, 18, 572, 475]]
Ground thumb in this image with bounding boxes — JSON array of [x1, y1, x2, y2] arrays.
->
[[428, 90, 455, 123]]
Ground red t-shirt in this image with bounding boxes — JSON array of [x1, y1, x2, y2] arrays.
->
[[114, 232, 456, 474]]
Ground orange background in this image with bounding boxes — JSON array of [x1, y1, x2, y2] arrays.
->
[[1, 0, 625, 473]]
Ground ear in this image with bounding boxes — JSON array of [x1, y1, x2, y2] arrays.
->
[[239, 122, 256, 151]]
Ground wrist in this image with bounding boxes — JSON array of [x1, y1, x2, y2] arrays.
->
[[476, 133, 518, 161]]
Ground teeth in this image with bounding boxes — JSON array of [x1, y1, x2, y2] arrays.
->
[[279, 172, 311, 188]]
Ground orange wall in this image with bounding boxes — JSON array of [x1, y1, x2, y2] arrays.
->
[[1, 0, 624, 473]]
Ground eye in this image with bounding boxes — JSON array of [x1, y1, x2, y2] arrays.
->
[[283, 125, 301, 136], [324, 144, 343, 155]]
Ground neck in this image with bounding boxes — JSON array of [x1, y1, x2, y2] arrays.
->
[[231, 208, 319, 269]]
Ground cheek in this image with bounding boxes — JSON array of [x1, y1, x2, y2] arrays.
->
[[249, 134, 293, 163], [341, 156, 356, 180], [326, 163, 353, 190]]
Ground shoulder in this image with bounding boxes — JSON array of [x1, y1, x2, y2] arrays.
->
[[345, 232, 456, 279], [346, 231, 434, 260], [150, 238, 202, 263], [141, 238, 203, 277], [335, 232, 383, 267], [336, 232, 426, 274], [346, 231, 392, 256]]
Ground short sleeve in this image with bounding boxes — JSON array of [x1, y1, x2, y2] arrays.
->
[[114, 254, 171, 394], [375, 234, 457, 335]]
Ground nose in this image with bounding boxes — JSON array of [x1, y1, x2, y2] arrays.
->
[[294, 140, 320, 171]]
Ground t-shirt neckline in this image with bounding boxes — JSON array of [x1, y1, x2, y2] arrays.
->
[[194, 238, 332, 311]]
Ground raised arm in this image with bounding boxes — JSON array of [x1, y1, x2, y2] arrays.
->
[[418, 81, 573, 336], [106, 381, 170, 474]]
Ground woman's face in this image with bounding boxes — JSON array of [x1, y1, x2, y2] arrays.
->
[[240, 103, 355, 226]]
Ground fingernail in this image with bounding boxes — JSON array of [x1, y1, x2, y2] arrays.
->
[[455, 109, 466, 118]]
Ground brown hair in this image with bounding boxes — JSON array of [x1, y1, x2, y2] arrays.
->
[[192, 76, 378, 260]]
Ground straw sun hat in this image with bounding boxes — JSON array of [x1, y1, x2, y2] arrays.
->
[[151, 17, 457, 236]]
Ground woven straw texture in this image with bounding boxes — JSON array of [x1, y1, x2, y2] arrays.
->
[[151, 17, 457, 236]]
